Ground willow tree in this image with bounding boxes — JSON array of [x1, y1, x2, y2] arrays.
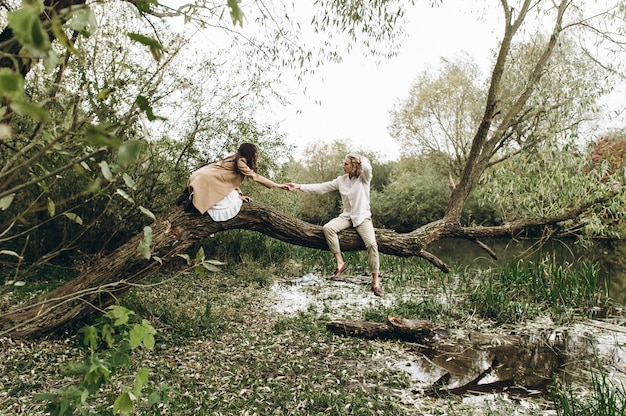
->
[[1, 0, 625, 338]]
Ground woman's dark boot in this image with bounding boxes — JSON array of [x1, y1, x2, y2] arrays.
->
[[175, 188, 191, 206]]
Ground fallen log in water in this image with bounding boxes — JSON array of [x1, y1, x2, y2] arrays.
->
[[326, 316, 563, 396]]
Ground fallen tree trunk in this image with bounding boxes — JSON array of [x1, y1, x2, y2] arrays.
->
[[326, 316, 437, 343], [0, 199, 594, 339], [2, 202, 440, 338]]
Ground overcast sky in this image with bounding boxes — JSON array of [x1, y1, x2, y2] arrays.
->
[[270, 1, 502, 161], [175, 1, 625, 162]]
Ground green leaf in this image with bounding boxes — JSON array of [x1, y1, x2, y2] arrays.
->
[[194, 246, 206, 264], [129, 324, 145, 349], [135, 95, 164, 121], [140, 319, 156, 349], [30, 13, 49, 50], [42, 48, 59, 73], [68, 8, 97, 37], [202, 262, 220, 272], [101, 323, 115, 348], [113, 392, 133, 415], [0, 250, 21, 259], [0, 193, 15, 210], [86, 176, 103, 193], [116, 188, 135, 204], [0, 69, 24, 100], [80, 387, 89, 404], [138, 206, 155, 220], [147, 391, 161, 406], [134, 0, 157, 13], [118, 140, 147, 166], [123, 173, 136, 189], [125, 33, 164, 61], [97, 87, 113, 101], [47, 197, 55, 217], [128, 322, 155, 350], [51, 15, 81, 58], [9, 100, 49, 122], [133, 367, 149, 397], [79, 325, 98, 351], [127, 33, 162, 50], [227, 0, 244, 27], [193, 247, 207, 278], [104, 305, 134, 326], [137, 226, 152, 259], [82, 123, 121, 149], [63, 212, 83, 225], [143, 332, 155, 349], [176, 253, 191, 265], [100, 161, 113, 181], [7, 7, 50, 56]]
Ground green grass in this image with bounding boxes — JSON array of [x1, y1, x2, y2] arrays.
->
[[0, 235, 623, 415], [124, 273, 410, 415], [552, 368, 626, 416], [463, 258, 609, 324], [0, 264, 76, 306]]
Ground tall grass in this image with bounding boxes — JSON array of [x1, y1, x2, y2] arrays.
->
[[552, 368, 626, 416], [465, 257, 608, 324]]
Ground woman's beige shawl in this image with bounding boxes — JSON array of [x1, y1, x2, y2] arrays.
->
[[188, 155, 276, 213]]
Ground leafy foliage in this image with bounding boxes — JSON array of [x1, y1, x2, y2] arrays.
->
[[465, 259, 605, 324], [478, 138, 626, 239], [34, 305, 157, 415], [388, 54, 485, 174], [371, 153, 500, 231], [0, 0, 294, 284]]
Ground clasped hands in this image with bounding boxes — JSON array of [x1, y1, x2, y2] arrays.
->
[[280, 183, 299, 191], [241, 183, 299, 203]]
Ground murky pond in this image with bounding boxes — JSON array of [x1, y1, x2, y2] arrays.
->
[[267, 245, 626, 414], [427, 237, 626, 304]]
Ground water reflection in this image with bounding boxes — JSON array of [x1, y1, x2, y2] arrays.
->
[[427, 238, 626, 304], [394, 322, 626, 397]]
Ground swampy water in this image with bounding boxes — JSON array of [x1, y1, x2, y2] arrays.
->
[[428, 237, 626, 304], [268, 238, 626, 413]]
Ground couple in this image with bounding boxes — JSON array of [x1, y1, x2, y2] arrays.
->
[[176, 142, 382, 297]]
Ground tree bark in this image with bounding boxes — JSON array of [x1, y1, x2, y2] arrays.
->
[[0, 0, 87, 77], [326, 316, 436, 343]]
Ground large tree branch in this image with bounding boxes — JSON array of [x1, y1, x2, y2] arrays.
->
[[0, 194, 610, 339]]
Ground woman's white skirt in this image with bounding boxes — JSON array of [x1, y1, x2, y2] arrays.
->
[[206, 189, 242, 221]]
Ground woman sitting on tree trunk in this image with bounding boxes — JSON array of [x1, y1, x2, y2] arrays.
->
[[176, 142, 288, 221], [285, 154, 383, 297]]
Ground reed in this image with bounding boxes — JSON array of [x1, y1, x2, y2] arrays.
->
[[551, 368, 626, 416], [465, 257, 608, 324]]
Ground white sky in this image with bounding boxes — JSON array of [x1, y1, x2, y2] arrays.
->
[[271, 1, 502, 161], [172, 1, 625, 162]]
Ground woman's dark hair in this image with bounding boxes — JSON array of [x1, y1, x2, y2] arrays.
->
[[234, 142, 258, 173]]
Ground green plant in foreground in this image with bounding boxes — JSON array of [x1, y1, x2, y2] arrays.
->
[[551, 368, 626, 416], [34, 305, 157, 416]]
